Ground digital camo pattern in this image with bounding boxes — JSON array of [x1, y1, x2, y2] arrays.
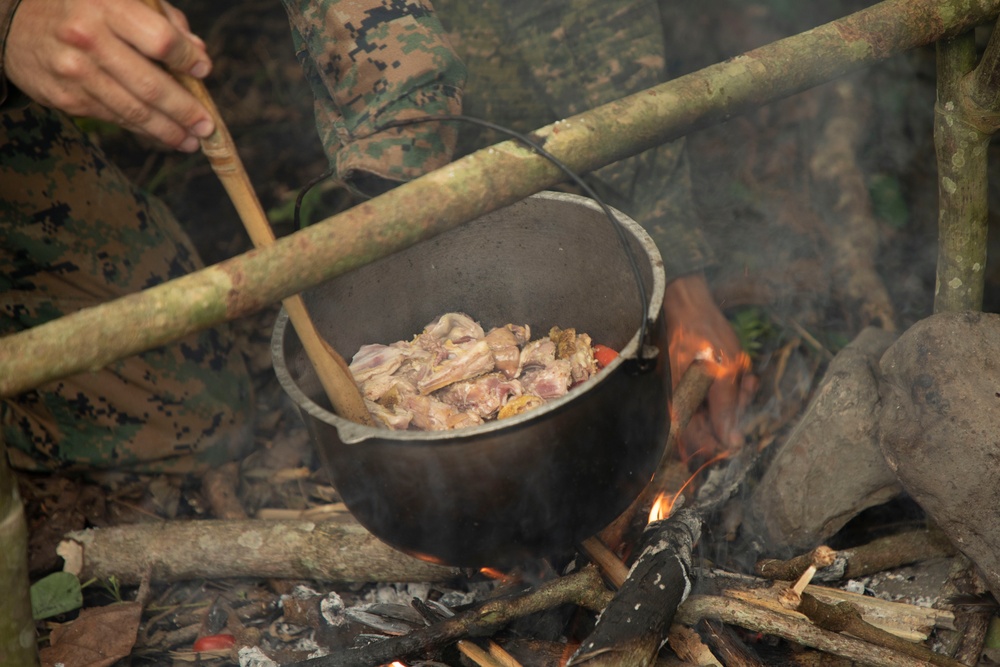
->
[[0, 102, 254, 473], [280, 0, 466, 194]]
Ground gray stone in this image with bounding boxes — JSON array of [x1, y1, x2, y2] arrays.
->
[[877, 311, 1000, 600], [746, 327, 903, 553]]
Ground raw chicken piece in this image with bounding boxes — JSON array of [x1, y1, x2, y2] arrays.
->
[[417, 339, 495, 395], [349, 343, 408, 383], [421, 312, 484, 344], [520, 359, 573, 399], [348, 312, 602, 430], [436, 372, 523, 419], [404, 394, 484, 431], [484, 326, 524, 379]]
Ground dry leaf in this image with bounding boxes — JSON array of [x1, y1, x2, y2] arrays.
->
[[40, 601, 142, 667]]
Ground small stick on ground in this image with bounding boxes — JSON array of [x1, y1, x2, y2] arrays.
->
[[796, 593, 966, 667], [579, 536, 629, 589], [756, 545, 837, 582], [676, 595, 942, 667]]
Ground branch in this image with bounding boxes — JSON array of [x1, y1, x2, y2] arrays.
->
[[57, 516, 460, 585]]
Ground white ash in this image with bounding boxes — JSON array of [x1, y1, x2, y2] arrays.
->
[[238, 646, 279, 667], [319, 591, 347, 626]]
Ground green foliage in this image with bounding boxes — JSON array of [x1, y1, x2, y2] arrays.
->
[[869, 172, 909, 230], [728, 307, 776, 360], [30, 571, 83, 620], [101, 575, 124, 603]]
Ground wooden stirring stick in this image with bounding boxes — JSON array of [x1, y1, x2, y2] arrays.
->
[[142, 0, 373, 425]]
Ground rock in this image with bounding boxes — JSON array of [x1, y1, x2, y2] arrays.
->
[[746, 326, 902, 553], [877, 310, 1000, 600]]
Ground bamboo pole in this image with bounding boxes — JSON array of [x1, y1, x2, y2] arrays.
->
[[1, 0, 997, 396], [934, 33, 989, 312], [0, 448, 37, 666], [934, 20, 1000, 312]]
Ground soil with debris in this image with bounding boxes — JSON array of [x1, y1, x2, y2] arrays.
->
[[17, 0, 1000, 665]]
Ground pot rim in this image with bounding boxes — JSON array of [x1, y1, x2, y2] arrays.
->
[[271, 191, 665, 444]]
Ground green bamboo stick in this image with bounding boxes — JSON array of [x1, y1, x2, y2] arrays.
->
[[0, 450, 37, 666], [934, 19, 1000, 312], [1, 0, 998, 396], [934, 33, 989, 312]]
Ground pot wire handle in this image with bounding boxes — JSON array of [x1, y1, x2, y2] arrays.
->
[[369, 114, 658, 371]]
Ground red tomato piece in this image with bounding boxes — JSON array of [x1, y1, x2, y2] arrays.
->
[[193, 633, 236, 652], [593, 344, 619, 368]]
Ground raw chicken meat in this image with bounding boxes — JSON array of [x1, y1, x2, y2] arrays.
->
[[348, 313, 603, 431]]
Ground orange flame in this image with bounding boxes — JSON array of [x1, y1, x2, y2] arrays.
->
[[670, 326, 751, 384], [648, 451, 733, 524], [479, 567, 514, 584], [648, 491, 672, 523]]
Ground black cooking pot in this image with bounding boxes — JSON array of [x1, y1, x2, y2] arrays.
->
[[272, 191, 670, 568]]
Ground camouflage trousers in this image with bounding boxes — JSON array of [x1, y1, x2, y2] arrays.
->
[[0, 102, 254, 474]]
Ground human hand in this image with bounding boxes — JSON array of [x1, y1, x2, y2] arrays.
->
[[663, 273, 757, 461], [4, 0, 215, 151]]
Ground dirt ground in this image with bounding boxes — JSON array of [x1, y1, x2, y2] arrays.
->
[[17, 0, 1000, 664]]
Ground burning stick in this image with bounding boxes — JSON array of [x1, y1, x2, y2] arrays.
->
[[599, 360, 714, 552], [566, 509, 702, 667]]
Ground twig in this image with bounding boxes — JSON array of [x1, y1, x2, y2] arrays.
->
[[579, 537, 629, 589], [676, 595, 941, 667], [753, 529, 958, 586], [796, 593, 966, 667], [756, 546, 837, 581]]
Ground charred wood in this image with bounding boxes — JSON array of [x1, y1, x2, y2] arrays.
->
[[566, 509, 701, 667]]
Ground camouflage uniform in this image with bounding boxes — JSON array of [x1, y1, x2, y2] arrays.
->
[[0, 99, 255, 473], [286, 0, 715, 276]]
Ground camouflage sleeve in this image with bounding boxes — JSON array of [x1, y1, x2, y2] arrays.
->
[[0, 0, 24, 107], [508, 0, 715, 279], [280, 0, 466, 197]]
